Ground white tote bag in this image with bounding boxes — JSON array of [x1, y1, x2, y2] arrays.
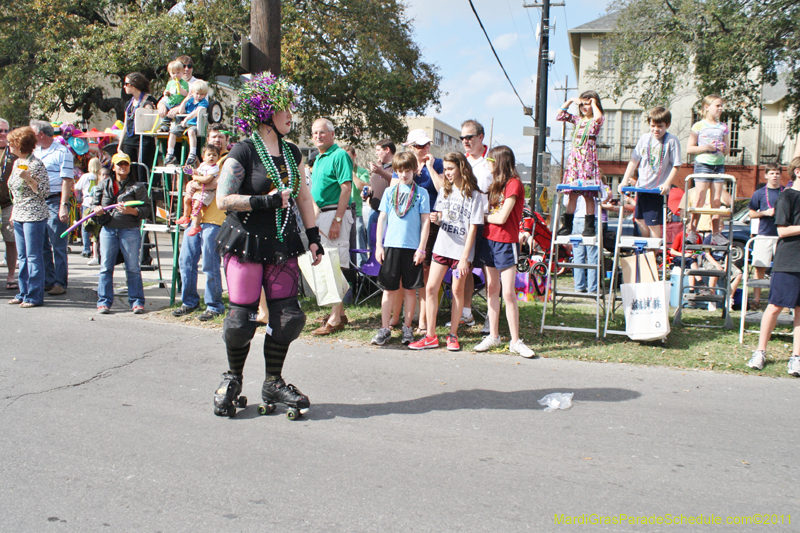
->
[[621, 281, 671, 341], [297, 247, 349, 307]]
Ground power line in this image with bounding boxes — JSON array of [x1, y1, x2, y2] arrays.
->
[[467, 0, 533, 120]]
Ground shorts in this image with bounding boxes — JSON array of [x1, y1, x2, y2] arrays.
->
[[378, 247, 424, 291], [471, 225, 485, 268], [423, 223, 439, 266], [693, 163, 725, 183], [432, 253, 460, 270], [768, 271, 800, 309], [752, 237, 776, 268], [634, 192, 665, 226], [482, 239, 519, 271], [1, 204, 14, 242], [317, 209, 354, 269], [170, 123, 199, 136]]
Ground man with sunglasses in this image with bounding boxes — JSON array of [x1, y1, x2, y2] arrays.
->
[[0, 118, 17, 289]]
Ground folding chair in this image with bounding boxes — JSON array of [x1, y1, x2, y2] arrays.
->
[[349, 220, 383, 305], [439, 267, 487, 319]]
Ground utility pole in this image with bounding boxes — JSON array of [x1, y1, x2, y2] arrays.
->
[[553, 76, 578, 169], [250, 0, 281, 75], [524, 0, 564, 213]]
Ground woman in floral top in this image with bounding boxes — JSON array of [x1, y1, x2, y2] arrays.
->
[[556, 90, 605, 237], [7, 127, 49, 307]]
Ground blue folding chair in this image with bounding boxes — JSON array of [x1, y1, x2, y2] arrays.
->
[[349, 221, 383, 304]]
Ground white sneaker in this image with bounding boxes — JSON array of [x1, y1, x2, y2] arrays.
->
[[747, 350, 766, 370], [481, 320, 490, 335], [788, 356, 800, 377], [710, 233, 728, 246], [474, 335, 502, 352], [685, 231, 698, 244], [510, 340, 536, 358], [88, 257, 99, 266], [444, 314, 476, 328]]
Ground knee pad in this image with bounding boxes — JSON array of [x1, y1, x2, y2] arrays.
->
[[266, 298, 306, 345], [223, 304, 259, 348]]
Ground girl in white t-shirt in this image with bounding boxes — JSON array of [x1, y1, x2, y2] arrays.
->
[[409, 152, 484, 352]]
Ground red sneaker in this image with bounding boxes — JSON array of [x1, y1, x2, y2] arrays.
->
[[408, 334, 439, 350], [446, 334, 460, 351]]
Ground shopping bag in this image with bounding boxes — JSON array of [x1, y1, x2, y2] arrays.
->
[[619, 251, 658, 284], [621, 281, 670, 341], [297, 247, 349, 307]]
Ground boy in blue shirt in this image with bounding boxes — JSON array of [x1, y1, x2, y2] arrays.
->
[[164, 80, 210, 167], [371, 151, 431, 346]]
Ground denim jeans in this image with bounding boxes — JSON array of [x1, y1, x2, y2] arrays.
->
[[98, 226, 144, 308], [14, 219, 47, 305], [572, 217, 598, 293], [42, 196, 69, 289], [178, 223, 224, 314]]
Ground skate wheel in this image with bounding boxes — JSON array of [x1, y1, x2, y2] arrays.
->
[[257, 403, 275, 416], [286, 408, 300, 421], [213, 407, 223, 417], [237, 396, 248, 408], [226, 405, 236, 418]]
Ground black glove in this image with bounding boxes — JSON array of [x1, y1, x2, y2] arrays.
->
[[306, 227, 324, 255], [249, 193, 283, 211]]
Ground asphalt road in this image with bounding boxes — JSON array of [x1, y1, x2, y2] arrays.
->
[[1, 276, 798, 532]]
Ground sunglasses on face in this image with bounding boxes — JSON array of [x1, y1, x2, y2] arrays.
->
[[460, 134, 476, 141], [413, 143, 430, 149], [185, 64, 193, 68]]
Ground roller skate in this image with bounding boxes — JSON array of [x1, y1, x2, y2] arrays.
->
[[213, 372, 247, 417], [258, 378, 310, 420]]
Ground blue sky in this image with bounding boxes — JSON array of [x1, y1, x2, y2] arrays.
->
[[403, 0, 609, 169]]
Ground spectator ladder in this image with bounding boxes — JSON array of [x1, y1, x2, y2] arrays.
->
[[540, 184, 606, 338], [673, 174, 737, 329]]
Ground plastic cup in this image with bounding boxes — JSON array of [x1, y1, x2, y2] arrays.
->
[[17, 163, 28, 170]]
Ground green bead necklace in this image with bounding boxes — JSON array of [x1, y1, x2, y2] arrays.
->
[[252, 131, 300, 242]]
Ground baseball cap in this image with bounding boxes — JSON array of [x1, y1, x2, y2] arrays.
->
[[111, 152, 131, 165], [402, 129, 433, 147]]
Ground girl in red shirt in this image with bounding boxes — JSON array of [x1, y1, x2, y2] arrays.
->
[[474, 146, 536, 358]]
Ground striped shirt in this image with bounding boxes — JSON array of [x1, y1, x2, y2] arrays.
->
[[33, 141, 74, 194]]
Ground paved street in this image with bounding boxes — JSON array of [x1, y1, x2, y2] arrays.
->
[[1, 259, 798, 532]]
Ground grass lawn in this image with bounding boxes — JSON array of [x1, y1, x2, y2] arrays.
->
[[158, 276, 796, 379]]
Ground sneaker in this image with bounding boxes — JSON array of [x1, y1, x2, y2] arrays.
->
[[445, 314, 476, 328], [198, 309, 221, 322], [510, 340, 536, 358], [164, 154, 177, 166], [401, 325, 414, 345], [172, 304, 199, 317], [788, 356, 800, 377], [87, 257, 99, 266], [185, 153, 197, 167], [132, 305, 145, 314], [686, 231, 698, 244], [710, 233, 728, 246], [408, 334, 439, 350], [97, 306, 110, 314], [370, 327, 392, 346], [187, 226, 201, 237], [47, 285, 66, 295], [446, 334, 460, 351], [481, 320, 491, 335], [747, 350, 766, 370], [81, 251, 91, 258], [474, 335, 502, 352]]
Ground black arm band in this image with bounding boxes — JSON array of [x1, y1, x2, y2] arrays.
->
[[306, 227, 324, 254], [249, 193, 283, 211]]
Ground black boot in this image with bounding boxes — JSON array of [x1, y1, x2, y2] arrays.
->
[[582, 214, 596, 237], [557, 213, 574, 236]]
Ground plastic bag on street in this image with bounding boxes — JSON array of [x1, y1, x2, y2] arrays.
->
[[538, 392, 574, 412]]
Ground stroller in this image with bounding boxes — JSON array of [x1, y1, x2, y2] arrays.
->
[[517, 206, 570, 296]]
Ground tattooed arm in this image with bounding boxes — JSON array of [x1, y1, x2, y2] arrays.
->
[[216, 157, 251, 211]]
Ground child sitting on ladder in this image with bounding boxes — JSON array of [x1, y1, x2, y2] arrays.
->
[[618, 106, 682, 239], [177, 144, 220, 237], [556, 90, 605, 237]]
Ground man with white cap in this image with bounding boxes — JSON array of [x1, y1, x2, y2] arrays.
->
[[402, 128, 444, 334]]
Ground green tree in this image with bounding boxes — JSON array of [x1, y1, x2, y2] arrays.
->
[[589, 0, 800, 131], [0, 0, 440, 144]]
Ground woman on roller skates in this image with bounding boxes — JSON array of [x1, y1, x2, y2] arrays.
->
[[212, 72, 323, 418]]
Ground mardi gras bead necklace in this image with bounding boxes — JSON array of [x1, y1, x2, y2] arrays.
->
[[252, 131, 300, 241], [572, 117, 591, 149], [647, 133, 667, 175], [391, 181, 417, 218]]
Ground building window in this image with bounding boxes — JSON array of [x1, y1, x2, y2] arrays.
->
[[434, 129, 460, 152], [621, 111, 641, 146], [598, 111, 615, 146], [727, 115, 740, 150], [599, 38, 616, 71]]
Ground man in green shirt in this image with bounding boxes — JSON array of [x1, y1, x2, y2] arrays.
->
[[310, 118, 353, 335]]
